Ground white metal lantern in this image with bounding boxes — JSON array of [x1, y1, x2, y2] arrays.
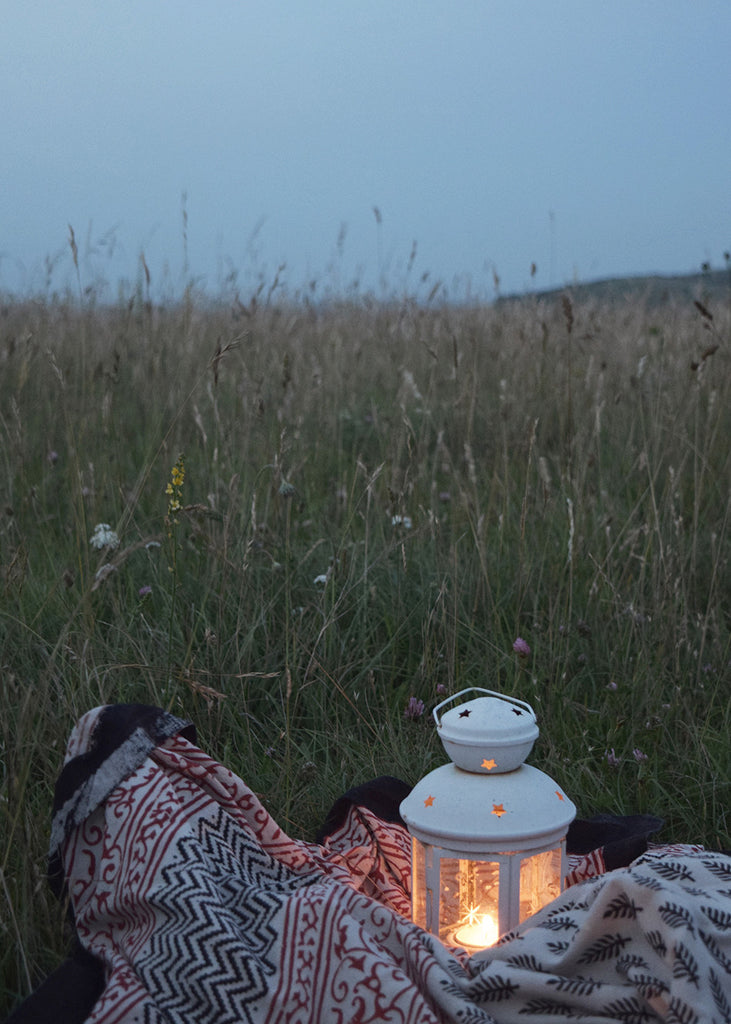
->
[[400, 688, 576, 952]]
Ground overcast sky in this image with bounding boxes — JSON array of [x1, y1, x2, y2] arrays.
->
[[2, 1, 729, 301]]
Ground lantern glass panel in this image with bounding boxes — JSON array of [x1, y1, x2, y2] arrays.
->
[[449, 858, 501, 948], [411, 837, 427, 930], [411, 838, 501, 948], [519, 845, 563, 923]]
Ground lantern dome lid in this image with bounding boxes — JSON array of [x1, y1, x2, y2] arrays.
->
[[400, 762, 576, 853], [435, 688, 539, 773]]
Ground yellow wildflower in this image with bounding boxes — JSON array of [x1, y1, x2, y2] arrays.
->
[[166, 454, 185, 524]]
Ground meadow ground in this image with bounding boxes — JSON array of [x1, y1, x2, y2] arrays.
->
[[1, 280, 729, 1013]]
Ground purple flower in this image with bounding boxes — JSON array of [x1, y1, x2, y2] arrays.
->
[[512, 637, 531, 658], [138, 585, 152, 597], [633, 748, 648, 763], [607, 681, 618, 691], [605, 748, 620, 767], [435, 683, 447, 696], [404, 696, 425, 720]]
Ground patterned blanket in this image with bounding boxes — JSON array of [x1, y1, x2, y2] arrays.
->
[[11, 705, 731, 1023]]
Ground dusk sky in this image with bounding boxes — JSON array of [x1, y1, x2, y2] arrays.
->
[[2, 1, 729, 301]]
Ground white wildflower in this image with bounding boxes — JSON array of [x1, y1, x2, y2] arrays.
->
[[391, 514, 412, 529], [90, 523, 120, 550], [313, 573, 329, 586]]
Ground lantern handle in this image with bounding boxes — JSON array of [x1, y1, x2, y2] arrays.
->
[[433, 688, 537, 728]]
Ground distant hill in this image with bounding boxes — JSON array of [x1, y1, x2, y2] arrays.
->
[[499, 267, 730, 308]]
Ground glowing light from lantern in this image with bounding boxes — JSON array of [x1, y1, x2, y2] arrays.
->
[[453, 904, 499, 949]]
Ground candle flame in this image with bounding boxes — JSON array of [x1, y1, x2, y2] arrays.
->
[[453, 904, 499, 949]]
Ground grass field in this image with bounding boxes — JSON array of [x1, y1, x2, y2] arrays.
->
[[1, 276, 729, 1013]]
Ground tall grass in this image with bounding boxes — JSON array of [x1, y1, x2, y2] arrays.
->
[[1, 279, 729, 1013]]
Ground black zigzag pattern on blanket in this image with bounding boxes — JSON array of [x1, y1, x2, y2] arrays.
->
[[139, 806, 318, 1022]]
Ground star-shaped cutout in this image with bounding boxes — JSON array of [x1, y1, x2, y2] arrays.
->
[[555, 790, 565, 801], [512, 708, 523, 716], [458, 708, 471, 718], [424, 795, 435, 808], [481, 758, 497, 770], [491, 803, 506, 817]]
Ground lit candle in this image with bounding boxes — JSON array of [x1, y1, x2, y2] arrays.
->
[[453, 907, 499, 949]]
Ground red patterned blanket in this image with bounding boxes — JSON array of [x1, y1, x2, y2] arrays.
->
[[10, 705, 731, 1023]]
